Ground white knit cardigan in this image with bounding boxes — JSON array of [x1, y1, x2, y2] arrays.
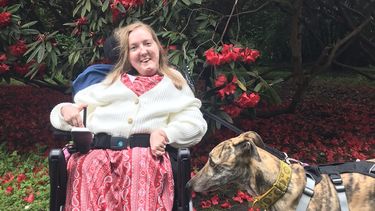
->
[[50, 75, 207, 148]]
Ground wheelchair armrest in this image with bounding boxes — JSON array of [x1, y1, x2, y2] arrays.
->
[[177, 148, 192, 211], [49, 149, 67, 211]]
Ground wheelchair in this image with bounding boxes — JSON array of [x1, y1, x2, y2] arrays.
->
[[49, 131, 192, 211]]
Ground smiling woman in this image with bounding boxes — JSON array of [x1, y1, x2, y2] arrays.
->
[[49, 21, 207, 210]]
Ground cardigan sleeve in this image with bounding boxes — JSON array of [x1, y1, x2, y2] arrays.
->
[[49, 83, 105, 131], [162, 85, 207, 148]]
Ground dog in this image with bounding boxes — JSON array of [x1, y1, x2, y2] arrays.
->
[[187, 131, 375, 211]]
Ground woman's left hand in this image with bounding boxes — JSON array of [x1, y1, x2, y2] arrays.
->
[[150, 129, 169, 157]]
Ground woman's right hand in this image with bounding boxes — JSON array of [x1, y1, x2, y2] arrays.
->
[[60, 104, 86, 127]]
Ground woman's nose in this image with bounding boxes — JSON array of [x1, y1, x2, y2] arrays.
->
[[139, 45, 147, 54]]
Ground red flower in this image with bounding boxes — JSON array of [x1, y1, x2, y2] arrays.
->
[[0, 63, 10, 74], [5, 186, 13, 195], [241, 48, 260, 63], [220, 200, 232, 209], [236, 92, 260, 108], [210, 194, 220, 205], [1, 172, 14, 184], [14, 62, 31, 75], [75, 17, 88, 26], [23, 193, 35, 203], [0, 11, 11, 27], [0, 0, 8, 7], [96, 37, 105, 46], [221, 105, 242, 118], [200, 199, 212, 208], [237, 190, 254, 202], [9, 40, 28, 57], [205, 48, 220, 66], [248, 207, 260, 211], [215, 74, 227, 87], [232, 195, 244, 203], [0, 53, 7, 62], [17, 173, 26, 183]]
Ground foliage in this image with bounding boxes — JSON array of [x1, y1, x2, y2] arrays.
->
[[0, 144, 49, 210], [0, 0, 286, 125]]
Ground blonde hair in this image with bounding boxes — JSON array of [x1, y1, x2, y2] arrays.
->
[[104, 21, 186, 89]]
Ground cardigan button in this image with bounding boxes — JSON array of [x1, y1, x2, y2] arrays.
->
[[127, 118, 133, 124], [134, 99, 139, 104]]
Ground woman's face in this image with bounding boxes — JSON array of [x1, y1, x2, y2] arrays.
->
[[128, 27, 160, 76]]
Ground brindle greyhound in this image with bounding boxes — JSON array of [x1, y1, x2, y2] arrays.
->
[[187, 131, 375, 211]]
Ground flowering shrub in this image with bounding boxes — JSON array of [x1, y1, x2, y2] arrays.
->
[[203, 44, 276, 122]]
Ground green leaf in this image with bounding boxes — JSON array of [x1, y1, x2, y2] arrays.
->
[[85, 0, 91, 13], [7, 4, 21, 13], [21, 28, 40, 35], [73, 51, 80, 64], [46, 42, 52, 53], [37, 43, 46, 63], [27, 44, 42, 63], [236, 80, 247, 91], [51, 51, 58, 69], [102, 0, 110, 12], [21, 21, 38, 28], [254, 82, 263, 92], [181, 0, 191, 6], [190, 0, 202, 4], [73, 6, 81, 17]]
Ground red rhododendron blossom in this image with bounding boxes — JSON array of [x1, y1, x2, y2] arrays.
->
[[237, 190, 254, 202], [221, 105, 242, 118], [220, 200, 232, 209], [0, 11, 11, 27], [23, 193, 35, 203], [9, 40, 28, 57], [75, 17, 88, 26], [1, 172, 15, 184], [96, 37, 105, 46], [215, 74, 227, 87], [200, 199, 212, 208], [205, 48, 221, 66], [217, 82, 237, 100], [0, 63, 9, 74], [113, 0, 144, 9], [110, 3, 121, 22], [0, 0, 8, 7], [5, 186, 13, 194], [0, 53, 7, 62], [14, 63, 31, 75], [248, 208, 260, 211], [241, 48, 260, 63], [232, 195, 244, 203], [220, 44, 241, 64], [210, 194, 220, 205], [236, 92, 260, 108], [17, 173, 26, 183]]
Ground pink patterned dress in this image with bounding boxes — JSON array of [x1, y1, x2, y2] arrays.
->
[[64, 73, 174, 211]]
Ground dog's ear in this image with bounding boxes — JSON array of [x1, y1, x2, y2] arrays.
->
[[243, 131, 265, 149], [235, 140, 261, 161]]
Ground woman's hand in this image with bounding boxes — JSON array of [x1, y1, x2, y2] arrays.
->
[[150, 129, 169, 157], [60, 103, 86, 127]]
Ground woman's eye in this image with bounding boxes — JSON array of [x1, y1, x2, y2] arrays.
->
[[130, 46, 137, 51]]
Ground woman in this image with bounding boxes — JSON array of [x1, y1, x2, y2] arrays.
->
[[50, 21, 207, 210]]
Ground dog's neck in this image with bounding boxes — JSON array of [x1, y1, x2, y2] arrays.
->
[[247, 148, 292, 209]]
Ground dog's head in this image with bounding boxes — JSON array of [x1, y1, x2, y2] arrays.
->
[[187, 131, 265, 192]]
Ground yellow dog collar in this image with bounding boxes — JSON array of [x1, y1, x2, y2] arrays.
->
[[252, 160, 292, 209]]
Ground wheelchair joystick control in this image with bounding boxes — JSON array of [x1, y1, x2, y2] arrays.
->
[[71, 127, 93, 154]]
